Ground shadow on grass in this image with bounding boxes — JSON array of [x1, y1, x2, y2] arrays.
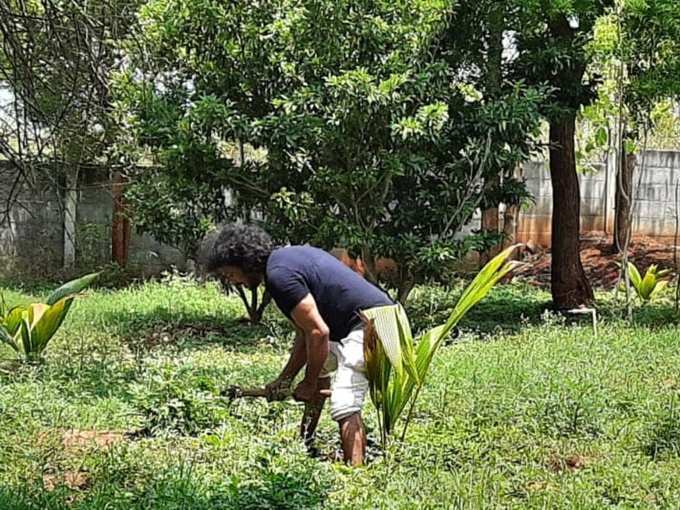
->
[[117, 312, 271, 352], [226, 469, 328, 510], [0, 486, 65, 510], [645, 420, 680, 460], [90, 304, 286, 356], [460, 291, 550, 334], [630, 305, 680, 329], [644, 398, 680, 460], [2, 276, 286, 355], [595, 298, 680, 329], [406, 283, 551, 336]]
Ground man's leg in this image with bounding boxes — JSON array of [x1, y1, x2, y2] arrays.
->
[[338, 412, 366, 466], [300, 376, 330, 450], [330, 328, 369, 466]]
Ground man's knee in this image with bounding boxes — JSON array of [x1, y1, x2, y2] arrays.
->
[[337, 411, 363, 431], [333, 406, 362, 422]]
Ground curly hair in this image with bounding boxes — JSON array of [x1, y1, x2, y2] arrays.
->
[[204, 223, 274, 274]]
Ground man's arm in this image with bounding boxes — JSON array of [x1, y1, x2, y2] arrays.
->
[[278, 327, 307, 380], [290, 293, 330, 402], [265, 327, 306, 400]]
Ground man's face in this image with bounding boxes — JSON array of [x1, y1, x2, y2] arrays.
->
[[216, 265, 262, 288]]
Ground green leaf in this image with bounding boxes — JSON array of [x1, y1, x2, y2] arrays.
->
[[414, 324, 445, 382], [362, 304, 404, 377], [395, 305, 419, 384], [639, 266, 658, 301], [595, 126, 608, 147], [656, 268, 673, 280], [20, 315, 32, 358], [650, 280, 669, 298], [627, 262, 642, 291], [3, 306, 26, 337], [439, 245, 521, 341], [27, 303, 49, 328], [31, 298, 74, 354], [46, 272, 99, 306], [362, 244, 521, 442], [0, 324, 19, 353]]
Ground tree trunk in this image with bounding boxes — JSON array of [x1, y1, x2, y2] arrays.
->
[[502, 204, 518, 250], [360, 247, 379, 284], [112, 170, 131, 267], [397, 278, 415, 305], [63, 167, 79, 269], [479, 200, 499, 267], [235, 286, 271, 324], [613, 151, 636, 252], [549, 115, 594, 309]]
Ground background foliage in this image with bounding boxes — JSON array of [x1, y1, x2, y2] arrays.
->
[[116, 0, 544, 301]]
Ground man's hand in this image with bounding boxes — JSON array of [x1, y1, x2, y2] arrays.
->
[[265, 378, 292, 402], [293, 379, 317, 402], [293, 379, 331, 402]]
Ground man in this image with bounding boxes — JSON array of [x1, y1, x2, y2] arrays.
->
[[204, 223, 393, 465]]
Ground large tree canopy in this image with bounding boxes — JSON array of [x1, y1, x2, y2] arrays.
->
[[0, 0, 140, 268], [117, 0, 544, 302]]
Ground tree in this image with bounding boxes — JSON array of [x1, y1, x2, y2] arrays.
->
[[510, 1, 614, 308], [620, 0, 680, 250], [118, 0, 544, 303], [460, 2, 507, 265], [0, 0, 139, 270], [624, 0, 680, 113], [581, 1, 680, 254]]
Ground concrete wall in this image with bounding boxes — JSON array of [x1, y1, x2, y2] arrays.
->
[[0, 163, 185, 277], [3, 150, 680, 277], [0, 167, 63, 276], [517, 150, 680, 246]]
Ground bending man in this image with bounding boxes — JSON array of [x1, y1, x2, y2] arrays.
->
[[204, 223, 393, 465]]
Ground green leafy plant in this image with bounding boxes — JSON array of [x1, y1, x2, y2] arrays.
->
[[624, 262, 672, 303], [129, 362, 227, 437], [362, 245, 521, 446], [0, 273, 99, 361], [119, 0, 544, 305]]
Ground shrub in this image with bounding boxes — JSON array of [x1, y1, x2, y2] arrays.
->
[[0, 273, 98, 362]]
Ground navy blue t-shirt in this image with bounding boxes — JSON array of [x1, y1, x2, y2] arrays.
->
[[265, 246, 393, 342]]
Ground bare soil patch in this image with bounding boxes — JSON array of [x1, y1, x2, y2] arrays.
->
[[43, 470, 91, 492], [61, 429, 126, 450], [547, 453, 591, 473], [518, 236, 677, 289], [143, 323, 230, 348]]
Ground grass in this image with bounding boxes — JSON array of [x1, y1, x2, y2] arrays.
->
[[2, 275, 680, 508]]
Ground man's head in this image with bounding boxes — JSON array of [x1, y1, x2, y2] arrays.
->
[[203, 223, 274, 288]]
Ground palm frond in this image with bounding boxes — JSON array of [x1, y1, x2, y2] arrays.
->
[[363, 245, 521, 444]]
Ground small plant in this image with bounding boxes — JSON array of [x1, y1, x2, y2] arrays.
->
[[129, 362, 227, 437], [623, 262, 672, 303], [0, 273, 99, 362], [362, 245, 521, 446]]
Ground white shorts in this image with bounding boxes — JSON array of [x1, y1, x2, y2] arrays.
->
[[320, 327, 369, 421]]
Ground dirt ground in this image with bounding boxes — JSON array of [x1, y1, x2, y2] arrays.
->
[[518, 236, 678, 289]]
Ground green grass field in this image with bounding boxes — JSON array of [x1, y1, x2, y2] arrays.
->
[[2, 276, 680, 509]]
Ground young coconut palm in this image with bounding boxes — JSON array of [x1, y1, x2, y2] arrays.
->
[[361, 245, 521, 445], [0, 272, 99, 362], [623, 262, 672, 303]]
